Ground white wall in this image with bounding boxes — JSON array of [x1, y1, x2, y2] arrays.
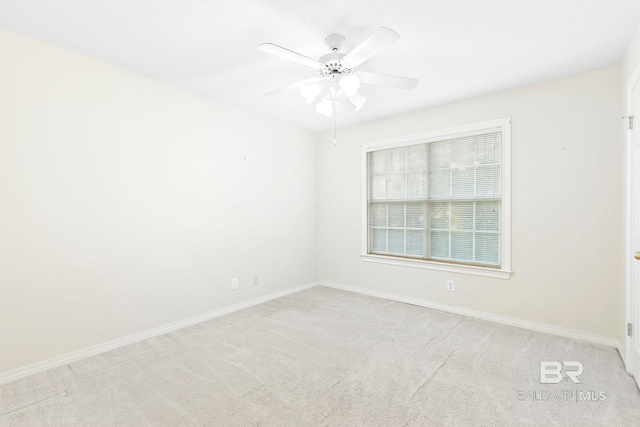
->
[[319, 66, 623, 340], [624, 23, 640, 84], [0, 23, 630, 377], [0, 30, 318, 375]]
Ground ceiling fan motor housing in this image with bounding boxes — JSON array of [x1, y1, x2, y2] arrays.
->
[[320, 34, 351, 81], [319, 58, 351, 82]]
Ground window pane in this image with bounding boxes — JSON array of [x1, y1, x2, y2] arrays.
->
[[407, 144, 427, 170], [388, 174, 406, 199], [389, 147, 406, 171], [476, 164, 500, 197], [388, 229, 405, 254], [429, 169, 450, 199], [388, 204, 405, 227], [451, 202, 473, 230], [430, 230, 449, 259], [407, 171, 426, 199], [429, 140, 451, 169], [371, 228, 386, 252], [370, 150, 388, 175], [476, 201, 499, 231], [407, 203, 424, 228], [430, 202, 449, 230], [476, 233, 500, 265], [370, 204, 387, 227], [450, 138, 474, 169], [371, 176, 387, 200], [406, 230, 423, 256], [451, 231, 473, 261], [475, 133, 501, 165], [451, 167, 474, 198]]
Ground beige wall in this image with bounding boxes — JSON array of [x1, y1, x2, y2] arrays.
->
[[0, 30, 319, 375], [319, 66, 624, 340]]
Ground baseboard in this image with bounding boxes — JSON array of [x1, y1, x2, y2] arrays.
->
[[2, 280, 620, 386], [618, 344, 627, 363], [319, 281, 620, 348], [0, 282, 317, 386]]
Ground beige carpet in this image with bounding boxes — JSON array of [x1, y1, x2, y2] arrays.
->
[[1, 286, 639, 426]]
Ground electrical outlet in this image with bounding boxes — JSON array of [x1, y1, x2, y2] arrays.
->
[[231, 278, 238, 290], [447, 279, 455, 292], [253, 275, 259, 285]]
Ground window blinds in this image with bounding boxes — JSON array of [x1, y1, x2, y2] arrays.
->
[[368, 131, 501, 267]]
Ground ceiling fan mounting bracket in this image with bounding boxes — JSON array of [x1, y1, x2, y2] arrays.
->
[[324, 34, 345, 52]]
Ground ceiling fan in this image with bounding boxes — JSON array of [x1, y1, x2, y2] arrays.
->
[[257, 27, 418, 117]]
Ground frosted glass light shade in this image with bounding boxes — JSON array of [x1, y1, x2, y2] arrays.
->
[[349, 93, 367, 111], [300, 82, 321, 104], [316, 95, 333, 116], [339, 74, 360, 97]]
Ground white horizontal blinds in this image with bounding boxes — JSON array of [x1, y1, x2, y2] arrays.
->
[[428, 132, 501, 200], [368, 145, 427, 257], [368, 130, 501, 265], [428, 132, 501, 265]]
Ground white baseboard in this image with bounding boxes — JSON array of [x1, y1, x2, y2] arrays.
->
[[618, 343, 630, 373], [319, 281, 620, 348], [2, 280, 621, 386], [0, 282, 317, 386]]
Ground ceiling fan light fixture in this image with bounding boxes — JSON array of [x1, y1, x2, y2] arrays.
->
[[316, 95, 333, 116], [339, 74, 360, 97], [259, 27, 418, 121], [300, 81, 321, 104], [348, 93, 367, 111]]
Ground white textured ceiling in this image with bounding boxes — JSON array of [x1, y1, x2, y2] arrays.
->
[[1, 1, 639, 132]]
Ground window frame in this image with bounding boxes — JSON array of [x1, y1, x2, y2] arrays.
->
[[360, 118, 512, 279]]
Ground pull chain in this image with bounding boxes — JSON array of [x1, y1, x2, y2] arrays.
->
[[333, 95, 337, 145]]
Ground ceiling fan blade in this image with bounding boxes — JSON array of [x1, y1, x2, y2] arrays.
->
[[264, 77, 320, 98], [258, 43, 322, 70], [358, 71, 418, 90], [342, 27, 400, 69]]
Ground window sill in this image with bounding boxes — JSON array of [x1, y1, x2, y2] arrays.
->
[[360, 254, 512, 279]]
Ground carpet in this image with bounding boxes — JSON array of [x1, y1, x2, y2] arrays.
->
[[1, 286, 639, 426]]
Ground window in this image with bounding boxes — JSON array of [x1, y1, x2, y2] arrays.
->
[[361, 118, 511, 279]]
